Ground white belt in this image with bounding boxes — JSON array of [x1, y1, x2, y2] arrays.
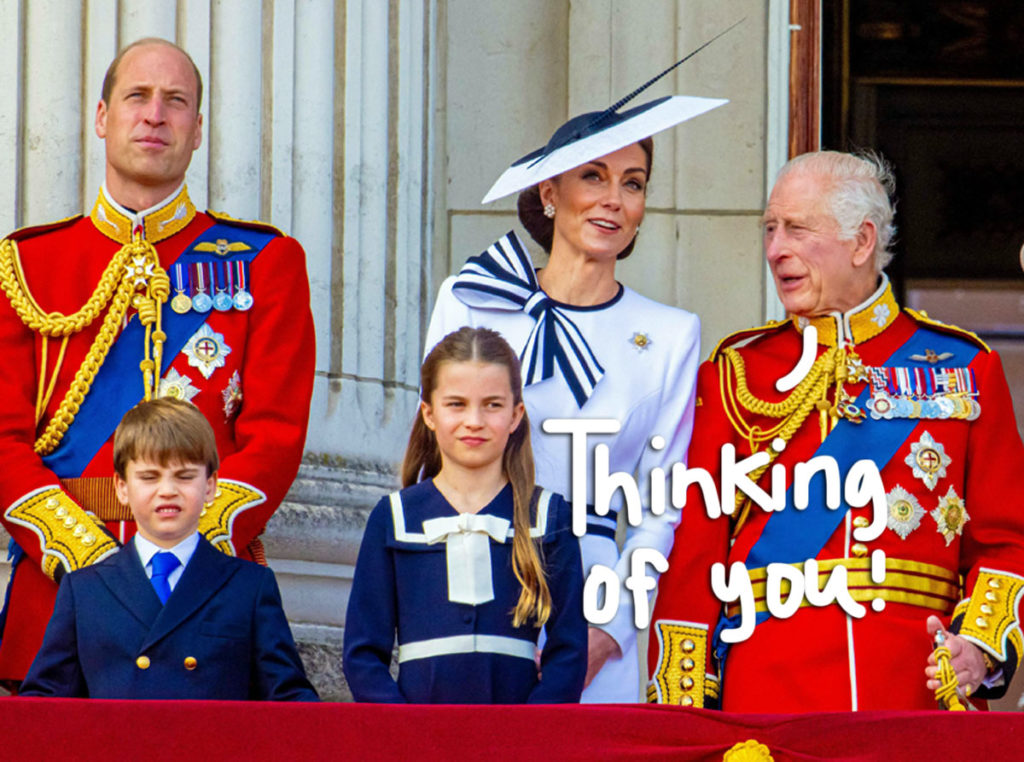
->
[[397, 634, 536, 663]]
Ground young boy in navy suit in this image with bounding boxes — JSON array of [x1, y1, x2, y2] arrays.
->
[[20, 398, 318, 700]]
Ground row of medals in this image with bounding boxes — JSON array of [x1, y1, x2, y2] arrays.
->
[[836, 354, 980, 423], [170, 284, 253, 314]]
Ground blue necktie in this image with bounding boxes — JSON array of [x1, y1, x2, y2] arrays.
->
[[150, 551, 180, 605]]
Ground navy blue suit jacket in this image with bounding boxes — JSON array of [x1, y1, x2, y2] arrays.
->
[[20, 536, 318, 701]]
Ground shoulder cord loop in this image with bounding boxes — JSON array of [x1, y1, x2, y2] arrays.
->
[[0, 235, 168, 455]]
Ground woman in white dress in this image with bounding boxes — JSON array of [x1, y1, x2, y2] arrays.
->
[[425, 94, 725, 702]]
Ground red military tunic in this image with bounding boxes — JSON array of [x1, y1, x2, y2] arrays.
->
[[0, 185, 315, 680], [649, 279, 1024, 711]]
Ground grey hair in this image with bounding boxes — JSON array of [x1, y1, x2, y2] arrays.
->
[[776, 150, 897, 272]]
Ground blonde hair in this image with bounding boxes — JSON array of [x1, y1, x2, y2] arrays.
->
[[113, 398, 219, 478], [403, 327, 551, 627]]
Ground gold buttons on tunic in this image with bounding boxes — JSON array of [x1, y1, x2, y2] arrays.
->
[[184, 656, 197, 671], [45, 498, 59, 509], [680, 696, 694, 707], [851, 543, 868, 557], [680, 658, 695, 671], [853, 516, 870, 528], [81, 534, 96, 546], [136, 655, 151, 670], [681, 677, 694, 690], [682, 639, 695, 653], [975, 617, 989, 629]]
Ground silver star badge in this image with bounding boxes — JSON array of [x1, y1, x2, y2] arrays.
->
[[905, 431, 951, 490], [885, 485, 925, 540], [182, 323, 232, 380], [157, 368, 200, 403], [629, 332, 652, 353]]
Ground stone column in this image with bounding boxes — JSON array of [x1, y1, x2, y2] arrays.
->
[[0, 0, 440, 701], [273, 0, 437, 700]]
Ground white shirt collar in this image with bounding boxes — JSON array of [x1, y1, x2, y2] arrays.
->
[[134, 531, 200, 571]]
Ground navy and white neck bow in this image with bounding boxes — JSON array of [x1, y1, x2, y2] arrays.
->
[[451, 231, 604, 407]]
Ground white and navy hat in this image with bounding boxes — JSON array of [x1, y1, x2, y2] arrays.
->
[[481, 21, 739, 204]]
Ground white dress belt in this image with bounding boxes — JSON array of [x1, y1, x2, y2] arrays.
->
[[397, 634, 536, 664]]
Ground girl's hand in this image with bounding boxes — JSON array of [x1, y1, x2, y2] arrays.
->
[[584, 627, 622, 688]]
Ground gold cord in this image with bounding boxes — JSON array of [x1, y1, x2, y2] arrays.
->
[[35, 334, 47, 421], [719, 343, 864, 533], [933, 632, 967, 710], [1, 238, 133, 336], [36, 335, 71, 425], [0, 236, 168, 454]]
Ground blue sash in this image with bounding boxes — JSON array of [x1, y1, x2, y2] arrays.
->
[[41, 223, 276, 477], [714, 325, 980, 658]]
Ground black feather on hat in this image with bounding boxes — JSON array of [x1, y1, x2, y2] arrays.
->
[[481, 20, 742, 204]]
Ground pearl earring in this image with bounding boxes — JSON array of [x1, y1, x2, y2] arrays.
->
[[543, 203, 556, 219]]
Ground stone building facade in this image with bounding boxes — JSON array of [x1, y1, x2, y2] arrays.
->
[[0, 0, 789, 700]]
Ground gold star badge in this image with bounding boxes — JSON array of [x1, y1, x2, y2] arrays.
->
[[931, 486, 970, 546]]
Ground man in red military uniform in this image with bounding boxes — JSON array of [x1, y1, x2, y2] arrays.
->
[[0, 38, 315, 686], [649, 151, 1024, 711]]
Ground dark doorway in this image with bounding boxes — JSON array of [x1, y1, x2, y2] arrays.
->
[[823, 1, 1024, 448], [824, 1, 1024, 289]]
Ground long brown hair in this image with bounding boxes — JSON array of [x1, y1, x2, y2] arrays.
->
[[403, 327, 551, 626]]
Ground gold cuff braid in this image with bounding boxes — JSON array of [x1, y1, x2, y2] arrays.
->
[[649, 621, 711, 707], [4, 486, 118, 578], [956, 569, 1024, 666], [198, 479, 267, 556]]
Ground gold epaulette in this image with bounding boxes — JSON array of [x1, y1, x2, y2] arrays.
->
[[904, 308, 990, 353], [708, 320, 788, 363], [649, 620, 714, 707], [197, 478, 267, 556], [955, 569, 1024, 666], [5, 214, 82, 243], [206, 210, 284, 237]]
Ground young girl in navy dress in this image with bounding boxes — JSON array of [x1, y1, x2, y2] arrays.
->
[[343, 327, 586, 703]]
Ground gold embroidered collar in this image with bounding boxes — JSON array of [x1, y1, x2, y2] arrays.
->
[[89, 183, 196, 244], [793, 275, 899, 346]]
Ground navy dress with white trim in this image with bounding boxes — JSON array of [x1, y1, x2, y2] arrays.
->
[[343, 480, 586, 703]]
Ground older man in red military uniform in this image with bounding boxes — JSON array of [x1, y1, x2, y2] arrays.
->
[[649, 151, 1024, 711], [0, 38, 315, 686]]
